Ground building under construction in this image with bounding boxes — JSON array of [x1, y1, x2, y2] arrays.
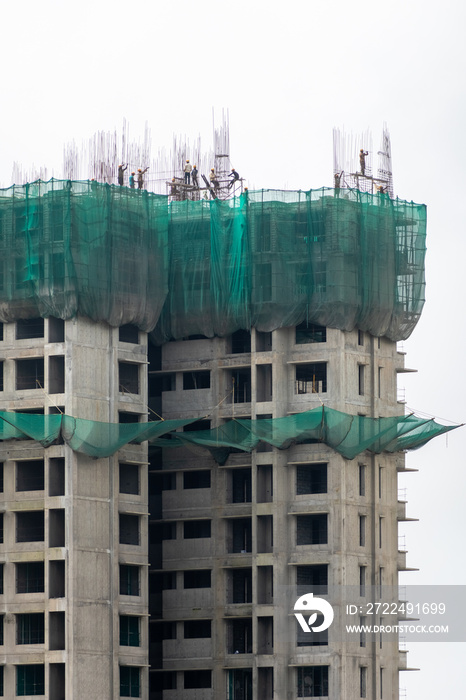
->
[[0, 127, 456, 699]]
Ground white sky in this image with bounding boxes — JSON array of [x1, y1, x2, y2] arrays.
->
[[2, 1, 465, 696]]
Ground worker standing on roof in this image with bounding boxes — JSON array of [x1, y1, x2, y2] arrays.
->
[[192, 165, 198, 188], [129, 172, 136, 189], [210, 168, 219, 189], [137, 167, 149, 190], [228, 168, 240, 189], [359, 149, 369, 176], [118, 164, 128, 186], [184, 160, 192, 184]]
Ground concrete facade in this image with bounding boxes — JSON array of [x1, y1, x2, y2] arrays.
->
[[0, 316, 149, 699], [149, 325, 413, 700]]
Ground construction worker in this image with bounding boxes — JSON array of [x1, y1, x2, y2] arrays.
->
[[118, 164, 127, 186], [228, 168, 240, 189], [184, 160, 192, 184], [137, 167, 149, 190], [359, 149, 369, 176], [129, 172, 136, 189], [192, 165, 199, 188], [334, 171, 343, 188], [210, 168, 219, 189]]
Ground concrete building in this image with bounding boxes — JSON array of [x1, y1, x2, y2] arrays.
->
[[148, 324, 413, 700], [0, 178, 441, 699], [0, 317, 150, 699]]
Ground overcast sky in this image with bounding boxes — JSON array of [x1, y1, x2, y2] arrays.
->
[[2, 1, 465, 696]]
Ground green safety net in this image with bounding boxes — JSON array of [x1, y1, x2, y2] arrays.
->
[[0, 408, 457, 460], [0, 180, 426, 341]]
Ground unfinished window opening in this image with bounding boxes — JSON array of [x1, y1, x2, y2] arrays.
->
[[17, 613, 45, 644], [0, 616, 3, 645], [378, 366, 383, 398], [296, 514, 328, 545], [256, 364, 272, 402], [0, 514, 3, 544], [48, 405, 64, 415], [359, 464, 366, 497], [183, 470, 210, 489], [256, 413, 273, 452], [183, 419, 211, 432], [359, 565, 366, 597], [119, 324, 139, 344], [49, 611, 65, 650], [258, 616, 273, 654], [230, 468, 252, 503], [120, 615, 140, 646], [183, 569, 211, 589], [0, 362, 3, 392], [358, 330, 364, 346], [149, 372, 175, 399], [258, 668, 273, 700], [15, 407, 44, 415], [228, 618, 252, 654], [16, 664, 45, 696], [360, 666, 367, 698], [49, 663, 65, 700], [159, 572, 176, 590], [49, 355, 65, 394], [16, 562, 45, 594], [153, 671, 177, 691], [379, 516, 383, 548], [49, 509, 65, 547], [296, 322, 327, 344], [183, 520, 211, 539], [48, 317, 65, 342], [359, 515, 366, 547], [230, 368, 251, 403], [49, 560, 65, 598], [231, 329, 251, 354], [297, 564, 328, 595], [257, 515, 273, 553], [16, 511, 44, 542], [119, 514, 140, 545], [161, 472, 176, 491], [0, 463, 3, 493], [183, 370, 210, 390], [184, 670, 211, 689], [16, 358, 44, 391], [297, 613, 328, 647], [255, 330, 272, 352], [119, 411, 141, 424], [119, 463, 140, 495], [257, 565, 273, 604], [16, 318, 44, 340], [0, 563, 3, 595], [296, 463, 327, 495], [358, 364, 365, 396], [228, 568, 252, 604], [119, 362, 140, 395], [297, 666, 329, 698], [229, 518, 252, 553], [228, 670, 252, 699], [120, 565, 140, 596], [16, 460, 44, 492], [257, 464, 273, 502], [379, 465, 383, 499], [296, 362, 327, 394], [49, 458, 65, 496], [184, 620, 211, 639], [0, 323, 3, 341], [120, 666, 141, 698], [360, 616, 366, 647]]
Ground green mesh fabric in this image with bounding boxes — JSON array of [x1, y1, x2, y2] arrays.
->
[[0, 409, 455, 460], [0, 180, 426, 341]]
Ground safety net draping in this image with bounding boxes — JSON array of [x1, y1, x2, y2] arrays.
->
[[0, 408, 456, 460], [0, 180, 426, 342]]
